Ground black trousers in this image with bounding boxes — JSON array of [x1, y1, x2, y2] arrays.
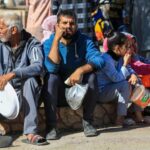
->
[[42, 72, 98, 130]]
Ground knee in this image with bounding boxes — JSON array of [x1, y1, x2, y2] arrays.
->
[[86, 73, 97, 89], [119, 81, 131, 97], [22, 78, 40, 102], [121, 80, 130, 90], [44, 73, 60, 86], [24, 77, 38, 88]]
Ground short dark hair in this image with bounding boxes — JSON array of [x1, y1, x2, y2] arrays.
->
[[107, 32, 127, 50], [57, 9, 77, 23]]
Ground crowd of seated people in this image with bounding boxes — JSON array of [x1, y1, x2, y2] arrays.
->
[[0, 0, 150, 147]]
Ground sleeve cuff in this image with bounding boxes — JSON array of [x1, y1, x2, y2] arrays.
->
[[12, 69, 22, 78], [121, 66, 130, 79]]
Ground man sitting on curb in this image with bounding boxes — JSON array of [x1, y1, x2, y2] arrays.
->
[[43, 9, 105, 140]]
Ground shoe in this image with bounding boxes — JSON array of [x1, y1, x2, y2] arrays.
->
[[136, 116, 150, 125], [115, 117, 136, 127], [144, 116, 150, 124], [22, 134, 49, 146], [46, 128, 58, 140], [123, 118, 136, 127], [82, 120, 97, 137], [0, 135, 13, 148]]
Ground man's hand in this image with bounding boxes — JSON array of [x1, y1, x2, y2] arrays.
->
[[68, 64, 93, 86], [0, 76, 7, 90], [128, 74, 138, 85], [48, 24, 66, 64], [69, 68, 83, 86], [0, 73, 15, 90], [54, 24, 66, 41]]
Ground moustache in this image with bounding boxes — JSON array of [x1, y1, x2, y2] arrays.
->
[[65, 28, 72, 33]]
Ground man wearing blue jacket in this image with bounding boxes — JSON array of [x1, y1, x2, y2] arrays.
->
[[0, 13, 48, 145], [43, 10, 105, 139]]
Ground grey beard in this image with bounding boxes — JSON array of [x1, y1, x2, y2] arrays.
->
[[0, 38, 9, 42]]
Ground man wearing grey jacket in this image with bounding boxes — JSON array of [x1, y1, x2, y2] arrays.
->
[[0, 13, 48, 146]]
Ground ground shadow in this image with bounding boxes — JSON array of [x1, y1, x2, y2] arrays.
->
[[97, 124, 150, 135]]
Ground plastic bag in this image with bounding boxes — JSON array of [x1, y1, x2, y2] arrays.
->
[[65, 83, 89, 110]]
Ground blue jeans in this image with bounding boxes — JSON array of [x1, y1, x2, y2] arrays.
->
[[97, 81, 130, 116]]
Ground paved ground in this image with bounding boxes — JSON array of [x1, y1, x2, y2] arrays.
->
[[2, 125, 150, 150]]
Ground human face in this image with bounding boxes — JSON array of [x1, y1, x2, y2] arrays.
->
[[58, 16, 77, 39], [0, 19, 11, 42], [126, 38, 137, 54], [116, 41, 129, 56]]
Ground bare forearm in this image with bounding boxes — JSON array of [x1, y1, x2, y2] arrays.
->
[[68, 64, 94, 85], [48, 37, 61, 64], [76, 64, 94, 75]]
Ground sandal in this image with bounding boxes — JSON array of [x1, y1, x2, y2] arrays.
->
[[22, 134, 49, 146]]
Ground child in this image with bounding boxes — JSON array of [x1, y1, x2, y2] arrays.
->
[[103, 32, 150, 78], [97, 32, 147, 126], [103, 32, 150, 120], [122, 32, 150, 76]]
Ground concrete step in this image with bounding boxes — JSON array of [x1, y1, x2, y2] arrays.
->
[[0, 103, 116, 135]]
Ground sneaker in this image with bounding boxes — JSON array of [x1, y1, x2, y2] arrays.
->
[[137, 116, 150, 125], [46, 128, 58, 140], [82, 120, 97, 137], [123, 118, 136, 127], [115, 117, 136, 127], [144, 116, 150, 124]]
